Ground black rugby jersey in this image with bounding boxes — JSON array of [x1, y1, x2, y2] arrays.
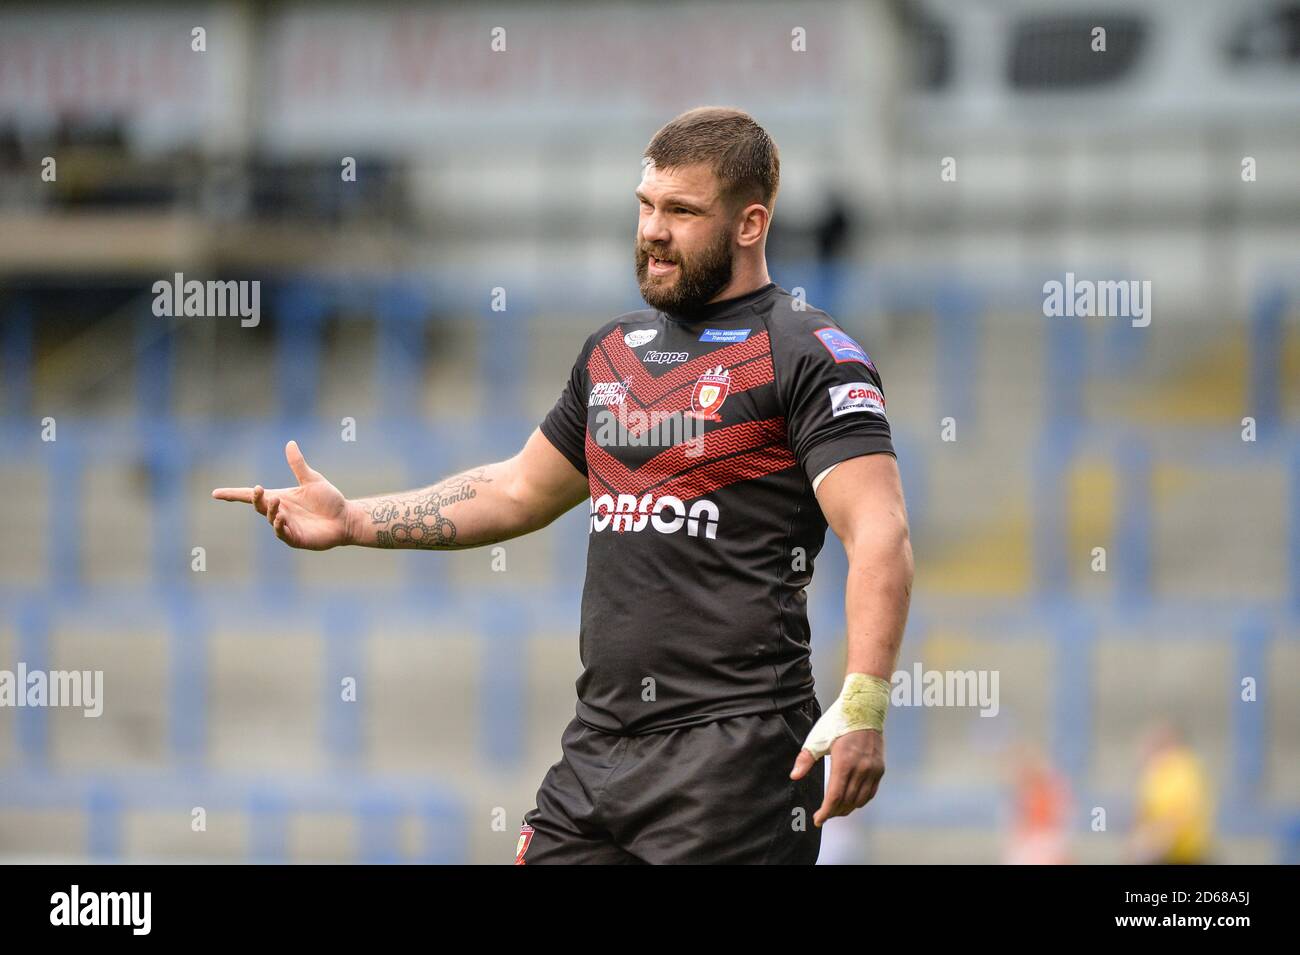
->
[[540, 282, 895, 734]]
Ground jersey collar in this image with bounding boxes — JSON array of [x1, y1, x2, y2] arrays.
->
[[660, 282, 779, 324]]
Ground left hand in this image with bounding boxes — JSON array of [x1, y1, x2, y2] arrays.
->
[[790, 728, 885, 827]]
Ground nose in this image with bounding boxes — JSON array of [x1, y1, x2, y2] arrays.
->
[[640, 209, 670, 246]]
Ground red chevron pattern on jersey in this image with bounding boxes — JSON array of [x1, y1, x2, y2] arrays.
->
[[595, 327, 773, 405], [653, 444, 798, 502], [587, 347, 774, 437], [586, 416, 795, 501]]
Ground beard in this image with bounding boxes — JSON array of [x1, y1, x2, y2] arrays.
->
[[635, 227, 735, 314]]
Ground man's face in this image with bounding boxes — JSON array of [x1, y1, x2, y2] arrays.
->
[[635, 161, 735, 313]]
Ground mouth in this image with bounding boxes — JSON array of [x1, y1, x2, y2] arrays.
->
[[646, 254, 678, 277]]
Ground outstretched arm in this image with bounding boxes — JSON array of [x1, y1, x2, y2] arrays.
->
[[212, 428, 590, 551], [348, 429, 590, 549]]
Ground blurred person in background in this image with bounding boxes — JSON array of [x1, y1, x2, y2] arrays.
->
[[1002, 743, 1072, 865], [1128, 722, 1214, 865]]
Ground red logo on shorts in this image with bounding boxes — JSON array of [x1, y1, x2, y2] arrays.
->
[[514, 824, 535, 865]]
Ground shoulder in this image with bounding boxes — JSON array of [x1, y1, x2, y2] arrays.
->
[[761, 291, 879, 375]]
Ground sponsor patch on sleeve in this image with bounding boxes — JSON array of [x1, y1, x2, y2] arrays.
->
[[828, 382, 887, 418], [814, 327, 874, 368]]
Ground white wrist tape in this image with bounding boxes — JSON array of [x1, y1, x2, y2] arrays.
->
[[800, 673, 891, 759]]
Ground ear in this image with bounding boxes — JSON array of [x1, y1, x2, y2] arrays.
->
[[735, 201, 770, 248]]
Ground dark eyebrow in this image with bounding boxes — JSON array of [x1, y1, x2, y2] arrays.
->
[[635, 189, 707, 214]]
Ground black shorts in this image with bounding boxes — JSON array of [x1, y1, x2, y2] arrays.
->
[[517, 698, 824, 865]]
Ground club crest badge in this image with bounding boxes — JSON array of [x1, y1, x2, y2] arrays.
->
[[687, 365, 731, 421]]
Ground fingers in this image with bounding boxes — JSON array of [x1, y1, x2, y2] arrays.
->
[[273, 509, 294, 546], [211, 488, 255, 503], [843, 768, 879, 810], [814, 766, 847, 828], [212, 484, 292, 516], [285, 440, 317, 486], [210, 475, 300, 549], [811, 756, 884, 826], [209, 480, 298, 547], [212, 440, 314, 502], [790, 748, 818, 781]]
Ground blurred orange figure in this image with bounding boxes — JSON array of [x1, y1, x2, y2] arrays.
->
[[1005, 745, 1072, 865]]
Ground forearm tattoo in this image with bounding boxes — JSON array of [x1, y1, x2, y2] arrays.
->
[[360, 468, 492, 549]]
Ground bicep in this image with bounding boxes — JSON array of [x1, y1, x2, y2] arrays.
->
[[814, 453, 909, 555], [507, 427, 590, 527]]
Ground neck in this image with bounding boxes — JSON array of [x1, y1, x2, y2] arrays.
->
[[707, 257, 771, 304]]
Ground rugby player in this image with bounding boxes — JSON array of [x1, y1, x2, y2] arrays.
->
[[213, 107, 914, 864]]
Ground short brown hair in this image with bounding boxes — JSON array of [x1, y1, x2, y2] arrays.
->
[[644, 106, 780, 211]]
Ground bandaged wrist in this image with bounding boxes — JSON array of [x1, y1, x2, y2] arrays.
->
[[800, 672, 891, 759]]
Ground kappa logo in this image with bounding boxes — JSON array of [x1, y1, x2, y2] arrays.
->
[[589, 379, 631, 407], [686, 365, 730, 421], [623, 328, 658, 347], [514, 824, 534, 865], [829, 381, 886, 418], [643, 350, 689, 365], [590, 493, 720, 539]]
